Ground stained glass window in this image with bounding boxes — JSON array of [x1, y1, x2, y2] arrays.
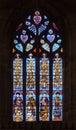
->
[[12, 10, 63, 122]]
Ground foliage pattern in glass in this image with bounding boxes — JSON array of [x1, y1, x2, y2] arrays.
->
[[13, 11, 62, 53]]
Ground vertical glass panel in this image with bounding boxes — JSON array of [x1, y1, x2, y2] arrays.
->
[[26, 91, 36, 121], [26, 53, 36, 121], [39, 54, 50, 121], [52, 53, 63, 121], [13, 54, 23, 122]]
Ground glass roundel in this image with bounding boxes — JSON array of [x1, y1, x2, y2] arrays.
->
[[12, 10, 63, 122]]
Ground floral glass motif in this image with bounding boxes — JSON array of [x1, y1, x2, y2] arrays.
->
[[20, 30, 28, 44], [12, 10, 63, 122], [13, 11, 62, 53], [52, 53, 63, 121], [33, 11, 42, 25]]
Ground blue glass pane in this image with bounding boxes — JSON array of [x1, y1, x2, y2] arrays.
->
[[57, 39, 62, 44], [38, 24, 47, 35], [25, 54, 36, 121], [25, 21, 31, 26], [44, 15, 47, 19], [27, 16, 31, 20], [15, 44, 23, 52], [44, 21, 49, 25], [52, 43, 60, 52], [28, 24, 37, 35], [57, 35, 60, 38], [48, 29, 53, 34], [47, 34, 55, 43], [42, 35, 45, 38]]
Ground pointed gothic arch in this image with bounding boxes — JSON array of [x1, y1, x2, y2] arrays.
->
[[12, 10, 63, 122]]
